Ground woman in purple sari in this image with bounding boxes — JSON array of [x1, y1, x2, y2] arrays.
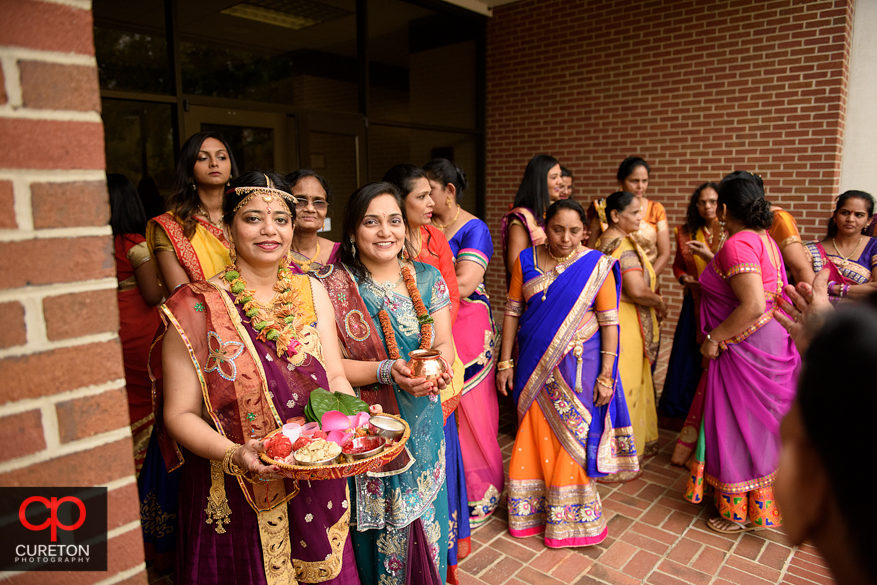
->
[[285, 170, 341, 274], [153, 172, 361, 584], [684, 174, 800, 534]]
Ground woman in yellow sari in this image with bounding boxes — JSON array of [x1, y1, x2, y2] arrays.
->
[[595, 192, 666, 476], [147, 131, 239, 292]]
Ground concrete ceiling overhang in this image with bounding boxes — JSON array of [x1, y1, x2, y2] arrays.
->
[[439, 0, 522, 17]]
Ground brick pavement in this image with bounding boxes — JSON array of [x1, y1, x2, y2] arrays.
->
[[459, 403, 836, 585]]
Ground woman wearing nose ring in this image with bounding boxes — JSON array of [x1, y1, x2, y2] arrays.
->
[[496, 199, 637, 547], [316, 182, 455, 584], [595, 192, 667, 476], [383, 164, 471, 583], [285, 170, 341, 274], [152, 172, 364, 583]]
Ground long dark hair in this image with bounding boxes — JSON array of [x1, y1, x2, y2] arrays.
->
[[616, 157, 650, 183], [108, 173, 148, 236], [221, 171, 293, 225], [513, 154, 559, 225], [338, 182, 415, 279], [285, 169, 333, 203], [684, 182, 720, 235], [827, 190, 874, 238], [423, 158, 468, 199], [718, 172, 772, 230], [168, 131, 239, 239]]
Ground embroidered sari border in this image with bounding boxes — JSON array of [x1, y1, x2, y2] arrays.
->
[[704, 470, 777, 494]]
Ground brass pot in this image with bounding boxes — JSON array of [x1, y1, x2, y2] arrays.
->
[[406, 349, 446, 382]]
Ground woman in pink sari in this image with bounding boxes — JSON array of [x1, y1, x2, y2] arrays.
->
[[684, 174, 800, 534]]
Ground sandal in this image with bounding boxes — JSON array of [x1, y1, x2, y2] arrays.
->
[[707, 517, 766, 534]]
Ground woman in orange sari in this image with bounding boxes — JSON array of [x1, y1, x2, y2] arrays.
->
[[587, 158, 671, 280], [147, 131, 239, 292], [501, 154, 563, 284]]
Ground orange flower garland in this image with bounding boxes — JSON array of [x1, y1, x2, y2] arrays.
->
[[377, 265, 434, 361]]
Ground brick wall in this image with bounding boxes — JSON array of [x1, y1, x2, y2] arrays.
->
[[0, 1, 146, 583], [483, 0, 853, 386]]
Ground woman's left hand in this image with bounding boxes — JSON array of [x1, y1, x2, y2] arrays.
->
[[593, 380, 613, 407], [700, 338, 720, 360], [368, 404, 383, 415]]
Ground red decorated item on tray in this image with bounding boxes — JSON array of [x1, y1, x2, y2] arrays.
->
[[264, 434, 292, 460]]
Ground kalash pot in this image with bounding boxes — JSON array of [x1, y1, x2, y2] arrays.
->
[[406, 349, 447, 382]]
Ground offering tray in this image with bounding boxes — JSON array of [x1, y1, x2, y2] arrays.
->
[[259, 414, 410, 481]]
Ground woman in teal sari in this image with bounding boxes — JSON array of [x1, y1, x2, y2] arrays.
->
[[317, 182, 454, 585]]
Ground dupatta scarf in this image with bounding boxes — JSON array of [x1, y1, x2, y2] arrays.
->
[[513, 248, 638, 476], [146, 213, 230, 286], [598, 235, 660, 365], [501, 207, 546, 284]]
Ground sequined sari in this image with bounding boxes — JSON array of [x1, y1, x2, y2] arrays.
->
[[316, 262, 450, 585]]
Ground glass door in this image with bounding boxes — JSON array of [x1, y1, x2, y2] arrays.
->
[[297, 111, 366, 243]]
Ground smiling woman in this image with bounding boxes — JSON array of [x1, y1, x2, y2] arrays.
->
[[286, 169, 341, 273], [149, 171, 364, 584]]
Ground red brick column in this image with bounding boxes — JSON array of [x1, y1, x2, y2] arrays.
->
[[484, 0, 853, 388], [0, 1, 147, 583]]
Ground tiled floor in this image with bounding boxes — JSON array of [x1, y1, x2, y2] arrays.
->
[[458, 398, 835, 585]]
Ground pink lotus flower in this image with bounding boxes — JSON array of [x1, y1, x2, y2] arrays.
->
[[287, 339, 302, 357]]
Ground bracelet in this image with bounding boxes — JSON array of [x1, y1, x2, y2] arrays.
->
[[496, 359, 514, 371], [827, 281, 838, 296], [706, 333, 719, 345], [377, 359, 394, 385], [595, 376, 614, 390], [841, 283, 850, 298], [222, 443, 247, 476], [600, 350, 618, 357]]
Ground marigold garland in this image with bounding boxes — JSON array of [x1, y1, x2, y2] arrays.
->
[[223, 264, 304, 360], [377, 265, 434, 361]]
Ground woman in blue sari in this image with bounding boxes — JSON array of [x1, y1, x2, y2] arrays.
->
[[496, 200, 638, 547], [424, 158, 504, 528], [317, 182, 454, 585]]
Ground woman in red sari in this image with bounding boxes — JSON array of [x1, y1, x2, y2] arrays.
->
[[108, 173, 163, 475]]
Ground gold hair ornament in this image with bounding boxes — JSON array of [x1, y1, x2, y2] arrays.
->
[[229, 187, 297, 214]]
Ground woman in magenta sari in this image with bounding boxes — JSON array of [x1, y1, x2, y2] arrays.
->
[[424, 158, 504, 527], [684, 174, 800, 534], [497, 200, 638, 548], [501, 154, 562, 284], [153, 172, 362, 584], [803, 190, 876, 302]]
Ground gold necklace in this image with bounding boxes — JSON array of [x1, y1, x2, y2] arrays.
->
[[545, 243, 579, 264], [432, 205, 461, 230], [291, 241, 320, 272], [832, 235, 862, 267], [197, 204, 223, 230]]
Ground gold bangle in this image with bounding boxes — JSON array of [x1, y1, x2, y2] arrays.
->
[[600, 350, 618, 357], [222, 443, 247, 476], [596, 377, 614, 390], [496, 359, 514, 371]]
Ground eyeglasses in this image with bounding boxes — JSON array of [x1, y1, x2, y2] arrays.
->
[[294, 198, 328, 210], [697, 200, 718, 207]]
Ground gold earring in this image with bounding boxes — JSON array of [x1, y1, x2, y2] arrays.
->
[[446, 196, 453, 208]]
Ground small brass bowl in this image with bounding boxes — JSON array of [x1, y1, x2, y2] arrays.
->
[[368, 415, 406, 440], [342, 436, 387, 462], [406, 349, 446, 382]]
